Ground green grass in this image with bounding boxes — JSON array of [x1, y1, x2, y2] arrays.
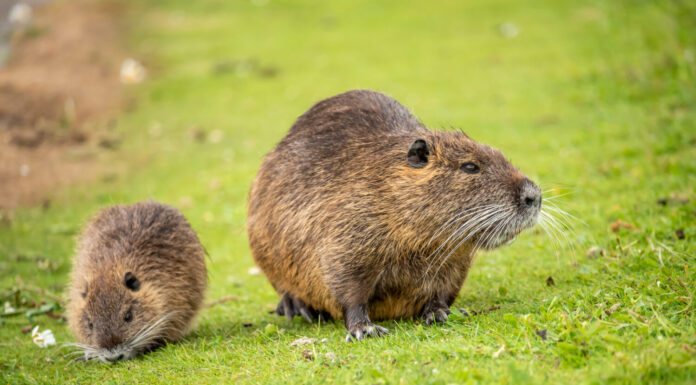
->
[[1, 0, 695, 383]]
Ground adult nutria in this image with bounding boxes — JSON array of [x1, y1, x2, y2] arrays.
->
[[67, 201, 207, 362], [247, 90, 542, 341]]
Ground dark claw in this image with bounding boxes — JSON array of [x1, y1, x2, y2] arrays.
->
[[274, 293, 319, 324], [299, 307, 313, 323], [421, 302, 451, 325], [282, 295, 294, 321], [345, 323, 389, 342], [318, 311, 332, 323], [275, 297, 286, 316], [292, 296, 314, 323]]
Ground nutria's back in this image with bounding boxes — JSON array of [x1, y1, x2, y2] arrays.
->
[[247, 90, 541, 340], [67, 201, 207, 362]]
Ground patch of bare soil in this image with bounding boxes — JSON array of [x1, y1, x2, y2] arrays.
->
[[0, 0, 128, 211]]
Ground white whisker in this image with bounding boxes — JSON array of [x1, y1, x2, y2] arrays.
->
[[429, 207, 513, 280], [422, 205, 505, 279]]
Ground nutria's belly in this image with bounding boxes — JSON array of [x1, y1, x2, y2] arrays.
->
[[369, 295, 430, 320], [285, 253, 471, 321], [290, 286, 430, 321]]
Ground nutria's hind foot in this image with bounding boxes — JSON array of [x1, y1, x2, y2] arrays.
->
[[344, 304, 389, 342], [274, 293, 331, 323], [420, 300, 451, 325]]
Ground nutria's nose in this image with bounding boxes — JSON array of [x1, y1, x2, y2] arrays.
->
[[520, 179, 541, 209]]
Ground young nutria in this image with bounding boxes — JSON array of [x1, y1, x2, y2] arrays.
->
[[67, 201, 207, 362], [247, 90, 542, 341]]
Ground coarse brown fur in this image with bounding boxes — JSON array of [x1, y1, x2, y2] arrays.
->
[[67, 201, 207, 362], [247, 90, 541, 340]]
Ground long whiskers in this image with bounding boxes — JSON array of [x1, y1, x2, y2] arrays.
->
[[420, 187, 579, 283], [129, 312, 179, 351], [422, 204, 514, 282], [537, 191, 579, 254], [426, 206, 504, 260], [62, 311, 179, 362], [425, 204, 506, 249], [422, 206, 504, 277], [431, 208, 513, 280]]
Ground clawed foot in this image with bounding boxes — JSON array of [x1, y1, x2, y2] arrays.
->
[[420, 302, 451, 325], [345, 322, 389, 342], [275, 293, 332, 323]]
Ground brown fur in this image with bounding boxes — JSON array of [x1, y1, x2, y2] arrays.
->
[[247, 90, 541, 339], [67, 201, 207, 361]]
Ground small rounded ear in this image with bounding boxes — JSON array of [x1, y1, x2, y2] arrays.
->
[[124, 272, 140, 292], [407, 139, 430, 168]]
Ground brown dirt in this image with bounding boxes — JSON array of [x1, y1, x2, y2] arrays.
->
[[0, 0, 127, 211]]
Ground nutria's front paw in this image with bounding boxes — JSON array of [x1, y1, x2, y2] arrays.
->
[[345, 323, 389, 342], [421, 303, 451, 325]]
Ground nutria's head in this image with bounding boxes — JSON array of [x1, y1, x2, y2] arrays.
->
[[69, 268, 170, 363], [398, 130, 541, 251]]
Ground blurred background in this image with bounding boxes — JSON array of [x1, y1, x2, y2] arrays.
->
[[0, 0, 694, 383], [1, 0, 694, 214]]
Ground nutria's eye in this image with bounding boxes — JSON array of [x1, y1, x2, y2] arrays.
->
[[461, 162, 480, 174], [124, 309, 133, 323], [124, 272, 140, 291], [88, 320, 93, 330]]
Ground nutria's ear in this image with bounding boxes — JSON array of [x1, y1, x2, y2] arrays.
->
[[124, 272, 140, 291], [407, 139, 430, 168]]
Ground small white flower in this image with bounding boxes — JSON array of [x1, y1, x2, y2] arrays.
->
[[9, 3, 32, 25], [248, 266, 261, 276], [324, 352, 338, 363], [32, 326, 56, 348], [289, 336, 317, 347], [499, 22, 519, 38], [149, 121, 163, 137], [4, 302, 15, 313], [685, 49, 694, 64], [120, 59, 146, 84], [208, 129, 224, 143], [19, 164, 30, 177]]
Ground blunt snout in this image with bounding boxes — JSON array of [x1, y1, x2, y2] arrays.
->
[[519, 178, 542, 209], [96, 328, 123, 350]]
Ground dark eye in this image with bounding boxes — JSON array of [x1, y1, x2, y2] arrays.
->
[[461, 162, 480, 174], [88, 320, 93, 330], [124, 309, 133, 323], [124, 272, 140, 291]]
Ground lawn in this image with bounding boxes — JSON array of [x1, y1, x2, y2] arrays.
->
[[1, 0, 695, 383]]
